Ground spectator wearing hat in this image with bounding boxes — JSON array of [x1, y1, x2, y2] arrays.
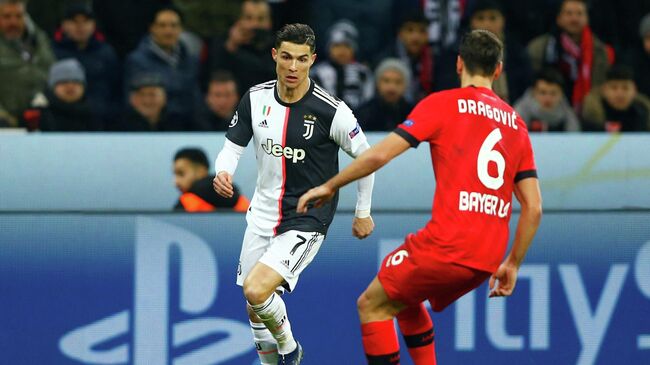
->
[[124, 5, 200, 125], [52, 3, 120, 127], [115, 73, 191, 131], [22, 58, 100, 131], [581, 65, 650, 132], [0, 0, 55, 128], [374, 11, 433, 103], [527, 0, 611, 112], [311, 19, 374, 109], [467, 0, 532, 103], [515, 68, 581, 132], [207, 0, 275, 96], [355, 59, 413, 131], [621, 13, 650, 98]]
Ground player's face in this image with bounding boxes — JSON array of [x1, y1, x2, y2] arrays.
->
[[173, 159, 204, 192], [470, 10, 504, 36], [601, 80, 637, 111], [272, 42, 316, 90], [557, 1, 588, 37], [130, 86, 166, 120], [533, 80, 563, 110], [398, 22, 428, 57], [329, 43, 354, 65], [150, 10, 182, 49], [0, 3, 25, 40], [206, 81, 239, 119], [62, 15, 96, 44], [54, 81, 85, 103], [377, 69, 407, 104]]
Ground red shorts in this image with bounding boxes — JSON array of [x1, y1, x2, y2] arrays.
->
[[378, 237, 491, 311]]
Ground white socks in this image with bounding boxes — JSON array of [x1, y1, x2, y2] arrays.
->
[[249, 293, 298, 355], [250, 320, 278, 364]]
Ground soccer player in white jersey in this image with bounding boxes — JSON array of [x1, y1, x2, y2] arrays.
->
[[213, 23, 375, 365]]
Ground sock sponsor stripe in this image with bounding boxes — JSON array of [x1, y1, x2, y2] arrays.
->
[[403, 328, 434, 348]]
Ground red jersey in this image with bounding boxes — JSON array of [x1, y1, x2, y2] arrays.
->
[[394, 86, 537, 272]]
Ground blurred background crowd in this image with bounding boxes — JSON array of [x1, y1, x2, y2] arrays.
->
[[1, 0, 650, 133]]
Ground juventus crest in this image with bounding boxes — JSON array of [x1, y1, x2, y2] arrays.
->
[[302, 114, 317, 140]]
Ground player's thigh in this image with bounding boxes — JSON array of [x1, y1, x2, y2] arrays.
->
[[377, 243, 426, 307], [258, 230, 325, 292], [236, 226, 272, 287]]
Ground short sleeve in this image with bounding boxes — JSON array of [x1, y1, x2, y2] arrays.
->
[[225, 91, 253, 147], [515, 133, 538, 182], [330, 102, 369, 157], [394, 94, 442, 148]]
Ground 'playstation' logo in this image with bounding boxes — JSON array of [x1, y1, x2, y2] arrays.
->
[[59, 217, 252, 364]]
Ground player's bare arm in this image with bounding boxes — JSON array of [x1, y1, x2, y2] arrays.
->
[[297, 132, 411, 213], [489, 177, 542, 297]]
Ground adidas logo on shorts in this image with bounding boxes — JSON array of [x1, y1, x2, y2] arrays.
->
[[281, 259, 290, 268]]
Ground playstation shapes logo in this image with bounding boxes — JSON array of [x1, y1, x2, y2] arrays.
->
[[59, 217, 252, 364]]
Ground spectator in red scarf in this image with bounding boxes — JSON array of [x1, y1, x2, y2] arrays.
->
[[527, 0, 611, 113], [374, 10, 433, 103]]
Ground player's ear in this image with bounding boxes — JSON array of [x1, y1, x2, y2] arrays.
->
[[493, 61, 504, 81], [271, 47, 278, 61], [310, 53, 317, 66], [456, 56, 463, 76]]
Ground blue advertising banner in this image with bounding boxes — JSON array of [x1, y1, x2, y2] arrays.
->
[[1, 212, 649, 364]]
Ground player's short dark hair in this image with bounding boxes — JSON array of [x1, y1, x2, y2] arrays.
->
[[458, 29, 503, 77], [605, 65, 635, 82], [174, 148, 209, 169], [275, 23, 316, 53], [534, 68, 565, 89]]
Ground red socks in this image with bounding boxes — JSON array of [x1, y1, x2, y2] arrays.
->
[[361, 320, 400, 364], [396, 303, 436, 365]]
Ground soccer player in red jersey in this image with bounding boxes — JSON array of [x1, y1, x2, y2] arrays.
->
[[297, 29, 542, 365]]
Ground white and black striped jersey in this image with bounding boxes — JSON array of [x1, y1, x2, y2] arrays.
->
[[226, 79, 370, 236]]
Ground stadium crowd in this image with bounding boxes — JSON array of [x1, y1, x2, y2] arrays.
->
[[1, 0, 650, 133]]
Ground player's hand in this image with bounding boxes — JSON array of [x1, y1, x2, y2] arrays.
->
[[352, 216, 374, 239], [213, 171, 234, 198], [296, 184, 335, 213], [489, 262, 519, 297]]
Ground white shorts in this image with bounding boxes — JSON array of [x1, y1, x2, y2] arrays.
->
[[236, 227, 325, 292]]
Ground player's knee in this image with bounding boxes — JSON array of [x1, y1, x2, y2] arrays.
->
[[357, 291, 372, 315], [242, 278, 272, 305]]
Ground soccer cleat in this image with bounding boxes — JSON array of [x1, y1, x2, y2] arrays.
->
[[277, 342, 303, 364]]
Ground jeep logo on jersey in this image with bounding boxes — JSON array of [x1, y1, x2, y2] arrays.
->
[[229, 111, 239, 128], [262, 138, 306, 163]]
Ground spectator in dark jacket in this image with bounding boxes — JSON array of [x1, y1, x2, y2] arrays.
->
[[22, 58, 99, 131], [467, 0, 532, 103], [374, 11, 433, 103], [581, 65, 650, 132], [311, 20, 374, 109], [356, 59, 413, 131], [116, 73, 190, 132], [208, 0, 275, 95], [124, 6, 200, 124], [196, 71, 240, 131], [52, 3, 120, 127], [173, 147, 249, 212], [621, 13, 650, 98]]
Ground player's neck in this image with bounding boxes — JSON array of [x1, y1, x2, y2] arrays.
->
[[460, 75, 493, 90], [277, 78, 311, 104]]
